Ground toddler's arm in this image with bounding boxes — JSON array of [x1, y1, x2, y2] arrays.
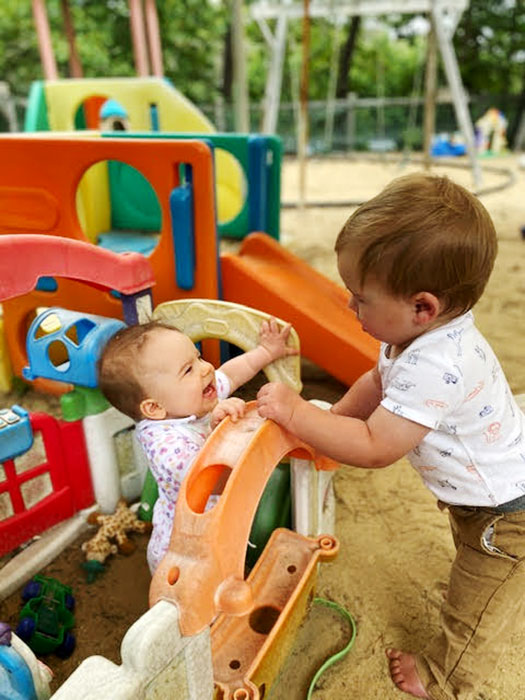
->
[[257, 382, 429, 468], [210, 397, 246, 429], [219, 318, 298, 393], [331, 366, 382, 420]]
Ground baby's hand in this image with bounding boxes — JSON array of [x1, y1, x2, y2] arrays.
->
[[259, 318, 298, 363], [211, 397, 246, 429], [256, 382, 301, 428]]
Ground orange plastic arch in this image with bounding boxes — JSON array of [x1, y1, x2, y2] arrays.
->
[[149, 403, 339, 637]]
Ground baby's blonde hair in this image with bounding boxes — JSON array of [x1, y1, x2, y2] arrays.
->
[[335, 173, 497, 315]]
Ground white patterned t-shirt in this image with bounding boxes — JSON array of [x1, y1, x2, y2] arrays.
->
[[136, 370, 231, 573], [378, 312, 525, 506]]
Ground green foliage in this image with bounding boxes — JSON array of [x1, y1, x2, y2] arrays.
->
[[0, 0, 226, 103], [1, 0, 524, 124], [349, 31, 425, 98], [455, 0, 525, 97], [0, 4, 43, 97], [157, 0, 227, 103]]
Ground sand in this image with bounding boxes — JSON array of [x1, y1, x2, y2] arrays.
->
[[2, 153, 525, 699]]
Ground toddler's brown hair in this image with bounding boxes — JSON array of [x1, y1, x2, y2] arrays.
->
[[335, 173, 497, 315]]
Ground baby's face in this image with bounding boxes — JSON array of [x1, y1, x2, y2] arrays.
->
[[337, 249, 420, 348], [139, 329, 218, 420]]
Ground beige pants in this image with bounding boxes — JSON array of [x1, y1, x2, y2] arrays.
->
[[416, 505, 525, 700]]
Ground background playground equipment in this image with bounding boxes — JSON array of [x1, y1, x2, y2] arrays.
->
[[56, 130, 280, 249], [221, 232, 379, 387], [103, 130, 281, 244], [475, 107, 508, 155], [0, 134, 378, 393], [0, 407, 94, 560], [0, 234, 154, 564], [24, 76, 245, 228], [23, 308, 125, 388], [0, 135, 220, 391], [431, 132, 467, 157]]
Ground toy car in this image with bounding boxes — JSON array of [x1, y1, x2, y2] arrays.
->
[[16, 575, 76, 658]]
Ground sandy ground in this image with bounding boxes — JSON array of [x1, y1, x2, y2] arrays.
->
[[2, 153, 525, 699]]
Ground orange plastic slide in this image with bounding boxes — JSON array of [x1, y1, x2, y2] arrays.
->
[[221, 233, 379, 387]]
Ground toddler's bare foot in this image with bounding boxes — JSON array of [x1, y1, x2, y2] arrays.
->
[[386, 648, 429, 698]]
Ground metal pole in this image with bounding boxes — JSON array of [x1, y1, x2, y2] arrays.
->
[[432, 4, 481, 187], [298, 0, 310, 207], [128, 0, 150, 76], [144, 0, 164, 77], [232, 0, 250, 132], [32, 0, 59, 80], [422, 14, 437, 169], [261, 15, 288, 134]]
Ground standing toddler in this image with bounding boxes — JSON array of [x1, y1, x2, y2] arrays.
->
[[257, 173, 525, 700]]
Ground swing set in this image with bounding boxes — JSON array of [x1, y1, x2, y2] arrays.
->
[[251, 0, 482, 195]]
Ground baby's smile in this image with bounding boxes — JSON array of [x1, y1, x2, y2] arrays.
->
[[202, 381, 216, 399]]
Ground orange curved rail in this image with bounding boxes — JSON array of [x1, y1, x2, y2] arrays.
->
[[149, 402, 338, 637]]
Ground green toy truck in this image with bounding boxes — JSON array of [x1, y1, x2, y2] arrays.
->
[[16, 575, 76, 658]]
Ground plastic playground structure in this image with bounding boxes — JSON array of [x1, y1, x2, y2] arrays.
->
[[0, 229, 342, 699], [0, 92, 371, 693], [0, 70, 376, 699]]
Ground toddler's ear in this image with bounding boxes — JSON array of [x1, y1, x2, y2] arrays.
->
[[413, 292, 441, 325], [140, 398, 167, 420]]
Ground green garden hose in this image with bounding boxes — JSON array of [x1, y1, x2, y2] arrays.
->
[[306, 598, 357, 699]]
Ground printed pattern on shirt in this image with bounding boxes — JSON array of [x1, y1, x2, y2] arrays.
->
[[378, 312, 525, 506], [136, 370, 230, 572]]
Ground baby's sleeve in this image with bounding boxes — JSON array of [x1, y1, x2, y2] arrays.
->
[[381, 351, 463, 429], [215, 370, 231, 400]]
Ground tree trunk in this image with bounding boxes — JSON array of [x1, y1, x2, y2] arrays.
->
[[507, 86, 525, 149], [335, 16, 361, 98]]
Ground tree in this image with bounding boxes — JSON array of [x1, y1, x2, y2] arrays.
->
[[453, 0, 525, 146], [335, 16, 361, 98]]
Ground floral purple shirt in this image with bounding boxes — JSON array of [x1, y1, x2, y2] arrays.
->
[[136, 370, 231, 573]]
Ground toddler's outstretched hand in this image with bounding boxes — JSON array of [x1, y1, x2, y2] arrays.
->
[[257, 382, 301, 428], [259, 318, 298, 363], [211, 397, 246, 429]]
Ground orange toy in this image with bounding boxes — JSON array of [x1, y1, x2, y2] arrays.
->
[[149, 402, 338, 635], [149, 402, 340, 698], [211, 529, 338, 699], [222, 232, 379, 387], [0, 136, 220, 386]]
